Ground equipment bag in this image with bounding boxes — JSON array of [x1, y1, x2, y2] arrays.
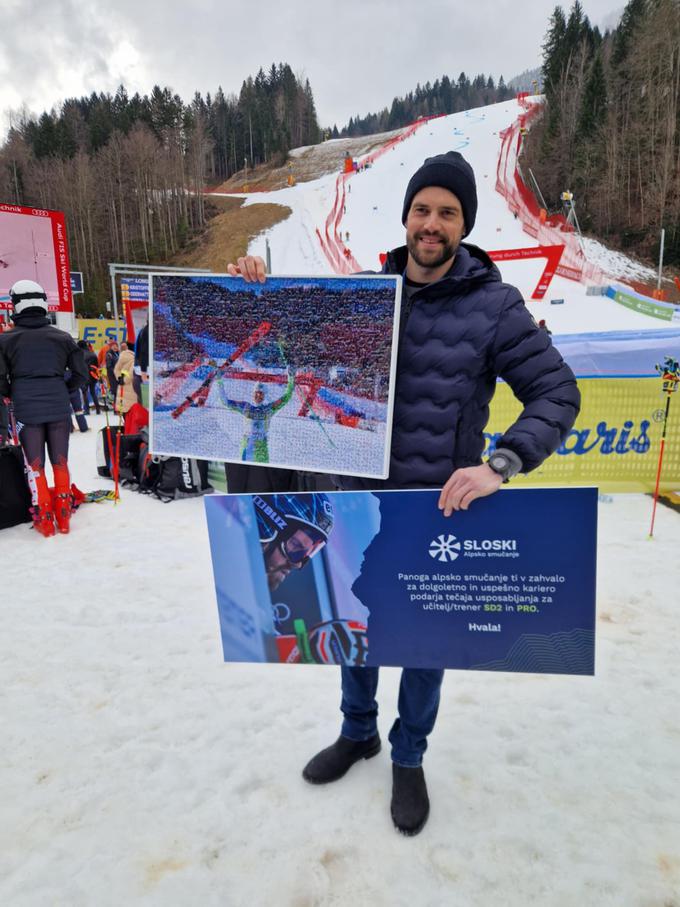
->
[[118, 434, 143, 485], [153, 457, 213, 502], [0, 444, 32, 530], [96, 426, 123, 478], [136, 433, 160, 494]]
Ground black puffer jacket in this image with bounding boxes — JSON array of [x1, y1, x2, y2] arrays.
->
[[0, 311, 88, 423], [339, 243, 580, 490]]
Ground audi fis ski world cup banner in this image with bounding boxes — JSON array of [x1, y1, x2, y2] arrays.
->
[[149, 273, 401, 478], [0, 204, 73, 312], [205, 487, 597, 674]]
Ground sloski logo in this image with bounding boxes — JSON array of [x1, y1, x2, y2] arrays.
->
[[429, 534, 461, 562]]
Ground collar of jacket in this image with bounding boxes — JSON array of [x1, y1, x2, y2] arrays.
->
[[11, 311, 51, 328], [382, 242, 501, 299]]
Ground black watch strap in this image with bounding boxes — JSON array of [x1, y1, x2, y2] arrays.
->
[[486, 448, 522, 482]]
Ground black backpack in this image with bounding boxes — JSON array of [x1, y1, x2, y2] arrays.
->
[[153, 457, 213, 502], [135, 431, 212, 502], [118, 434, 143, 485], [0, 444, 32, 530]]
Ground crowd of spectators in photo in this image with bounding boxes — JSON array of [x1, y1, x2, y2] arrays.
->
[[152, 277, 395, 405]]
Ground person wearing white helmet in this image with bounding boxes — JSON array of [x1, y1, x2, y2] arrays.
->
[[0, 280, 88, 536]]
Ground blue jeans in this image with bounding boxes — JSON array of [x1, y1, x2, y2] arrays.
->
[[340, 666, 445, 767]]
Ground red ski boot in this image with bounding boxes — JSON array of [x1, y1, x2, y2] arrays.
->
[[52, 462, 72, 534], [53, 492, 72, 534], [31, 468, 56, 537]]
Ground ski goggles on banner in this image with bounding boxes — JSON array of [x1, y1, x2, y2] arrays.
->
[[280, 528, 327, 566]]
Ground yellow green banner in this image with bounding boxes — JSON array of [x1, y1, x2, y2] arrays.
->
[[77, 319, 126, 352], [486, 378, 680, 492]]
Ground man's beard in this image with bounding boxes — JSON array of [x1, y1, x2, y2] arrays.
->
[[406, 232, 459, 270]]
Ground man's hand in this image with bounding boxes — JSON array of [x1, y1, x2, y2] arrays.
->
[[226, 255, 267, 283], [438, 464, 503, 517]]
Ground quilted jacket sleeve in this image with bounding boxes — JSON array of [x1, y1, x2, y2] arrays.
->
[[490, 289, 580, 472], [0, 338, 10, 397]]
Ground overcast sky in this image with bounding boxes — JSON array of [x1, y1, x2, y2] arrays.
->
[[1, 0, 622, 138]]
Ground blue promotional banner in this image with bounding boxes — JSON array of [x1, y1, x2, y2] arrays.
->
[[205, 487, 597, 675], [70, 271, 84, 294]]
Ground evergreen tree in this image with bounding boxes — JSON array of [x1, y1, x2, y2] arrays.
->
[[578, 49, 606, 137]]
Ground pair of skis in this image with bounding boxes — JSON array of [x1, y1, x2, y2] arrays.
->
[[170, 322, 272, 420]]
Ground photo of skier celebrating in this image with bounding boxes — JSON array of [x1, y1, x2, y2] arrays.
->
[[149, 272, 400, 477], [217, 371, 295, 464]]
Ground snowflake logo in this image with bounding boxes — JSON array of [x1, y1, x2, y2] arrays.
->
[[429, 534, 461, 562]]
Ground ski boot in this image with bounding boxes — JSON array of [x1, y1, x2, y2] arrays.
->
[[53, 492, 72, 534], [30, 466, 56, 537], [31, 502, 56, 537], [52, 462, 72, 534]]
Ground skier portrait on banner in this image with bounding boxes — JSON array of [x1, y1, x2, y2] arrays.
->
[[216, 369, 295, 464], [252, 491, 369, 667], [253, 490, 333, 592]]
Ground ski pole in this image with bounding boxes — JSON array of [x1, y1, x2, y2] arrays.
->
[[171, 321, 272, 419], [113, 371, 127, 503], [649, 356, 679, 538], [6, 398, 38, 505]]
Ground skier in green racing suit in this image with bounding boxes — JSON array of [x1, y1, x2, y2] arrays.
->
[[217, 372, 295, 463]]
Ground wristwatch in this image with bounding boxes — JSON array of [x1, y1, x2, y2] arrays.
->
[[486, 448, 522, 483]]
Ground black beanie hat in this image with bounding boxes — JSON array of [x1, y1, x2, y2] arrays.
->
[[401, 151, 478, 235]]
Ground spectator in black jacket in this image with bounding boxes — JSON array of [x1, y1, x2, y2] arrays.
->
[[105, 341, 120, 404], [133, 321, 149, 406], [77, 340, 101, 415], [0, 280, 87, 536]]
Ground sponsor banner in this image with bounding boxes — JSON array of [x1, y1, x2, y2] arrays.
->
[[205, 488, 597, 674], [0, 204, 73, 312], [486, 377, 680, 491], [606, 286, 676, 321], [78, 319, 126, 351], [70, 271, 84, 294]]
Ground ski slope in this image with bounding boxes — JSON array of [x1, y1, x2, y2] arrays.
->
[[217, 99, 674, 338]]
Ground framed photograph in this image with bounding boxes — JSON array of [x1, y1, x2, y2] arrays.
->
[[149, 273, 401, 478]]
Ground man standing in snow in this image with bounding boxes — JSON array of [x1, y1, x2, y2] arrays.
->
[[227, 150, 580, 836]]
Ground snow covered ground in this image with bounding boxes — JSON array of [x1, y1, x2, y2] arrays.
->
[[2, 425, 680, 905], [3, 99, 680, 905]]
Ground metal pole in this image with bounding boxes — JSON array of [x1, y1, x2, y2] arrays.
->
[[657, 228, 665, 290], [528, 168, 549, 212], [109, 264, 120, 340], [265, 239, 272, 274]]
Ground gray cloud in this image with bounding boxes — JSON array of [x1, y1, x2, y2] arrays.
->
[[1, 0, 620, 136]]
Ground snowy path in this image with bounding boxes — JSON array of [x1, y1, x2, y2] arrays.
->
[[2, 421, 679, 905]]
